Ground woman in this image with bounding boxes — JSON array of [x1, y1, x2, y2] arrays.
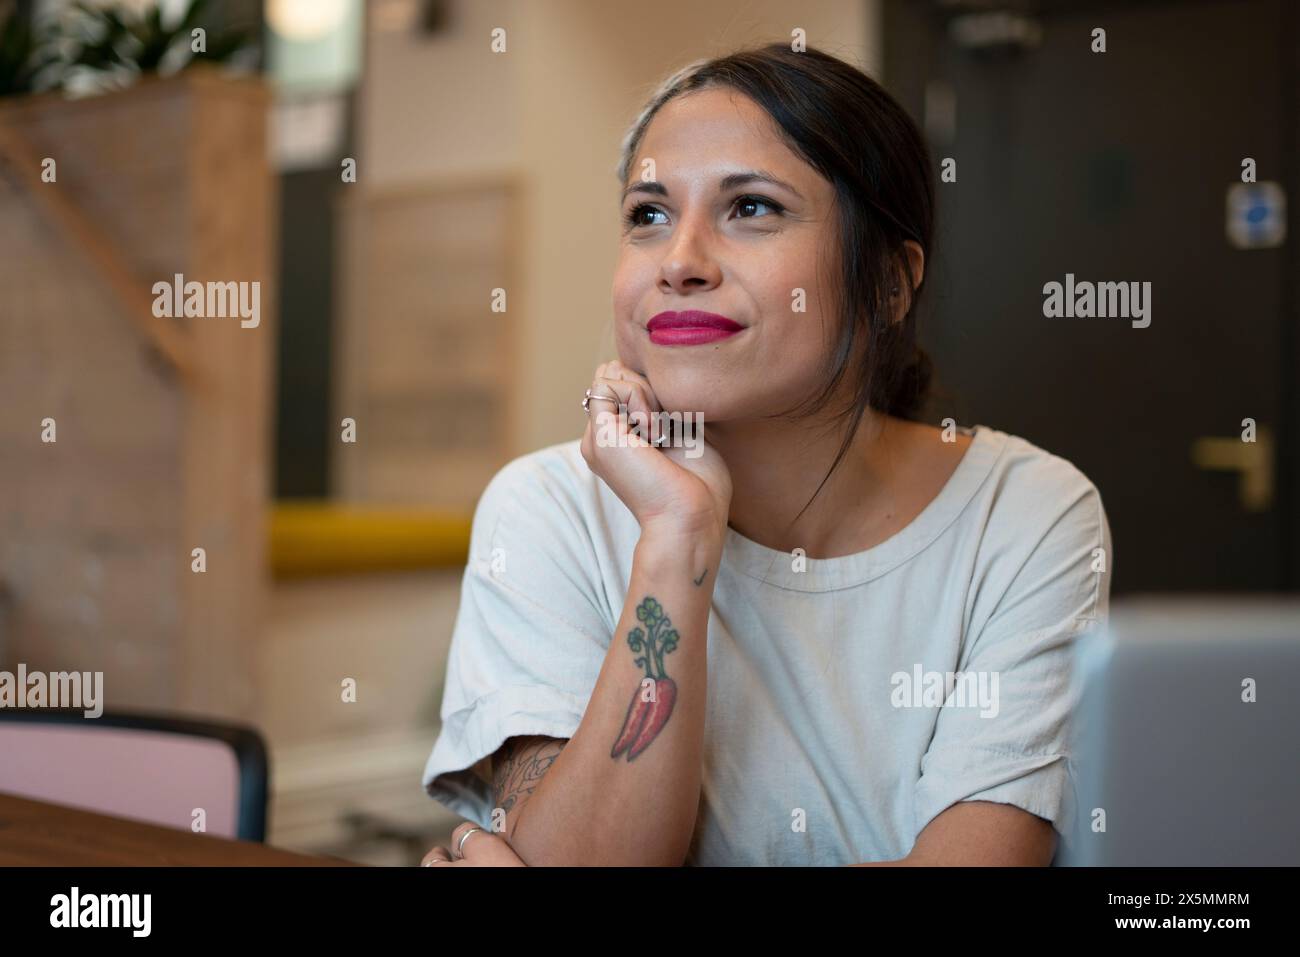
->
[[420, 43, 1111, 866]]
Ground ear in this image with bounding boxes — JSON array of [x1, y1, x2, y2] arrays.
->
[[901, 240, 925, 290], [890, 240, 926, 322]]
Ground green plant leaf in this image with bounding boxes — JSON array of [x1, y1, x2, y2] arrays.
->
[[626, 627, 645, 652]]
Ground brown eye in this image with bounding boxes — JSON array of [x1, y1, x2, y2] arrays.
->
[[625, 204, 667, 228], [733, 195, 783, 219]]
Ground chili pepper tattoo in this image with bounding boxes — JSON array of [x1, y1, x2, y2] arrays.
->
[[610, 596, 680, 762]]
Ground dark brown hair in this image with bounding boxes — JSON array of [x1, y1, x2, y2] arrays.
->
[[618, 43, 937, 520]]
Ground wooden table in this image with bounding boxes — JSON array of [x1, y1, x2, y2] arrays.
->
[[0, 792, 357, 866]]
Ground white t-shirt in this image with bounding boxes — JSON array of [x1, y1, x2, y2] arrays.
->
[[421, 423, 1112, 865]]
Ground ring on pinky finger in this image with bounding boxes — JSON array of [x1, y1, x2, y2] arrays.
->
[[422, 848, 452, 866]]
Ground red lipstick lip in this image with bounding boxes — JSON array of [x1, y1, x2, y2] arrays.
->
[[647, 310, 744, 332], [646, 311, 746, 346]]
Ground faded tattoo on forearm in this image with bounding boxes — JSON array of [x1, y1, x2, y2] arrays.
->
[[492, 737, 568, 816]]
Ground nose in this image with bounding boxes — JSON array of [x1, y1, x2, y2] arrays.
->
[[657, 215, 723, 294]]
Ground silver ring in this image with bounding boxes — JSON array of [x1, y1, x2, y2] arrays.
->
[[582, 388, 621, 413], [456, 826, 484, 859]]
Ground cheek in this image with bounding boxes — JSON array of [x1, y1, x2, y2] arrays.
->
[[749, 252, 834, 353], [612, 256, 653, 368], [614, 321, 645, 375], [756, 316, 834, 395], [612, 246, 654, 302], [754, 244, 824, 314]]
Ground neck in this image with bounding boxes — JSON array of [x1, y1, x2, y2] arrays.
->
[[706, 407, 901, 558]]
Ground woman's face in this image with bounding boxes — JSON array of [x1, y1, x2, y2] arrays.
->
[[612, 87, 841, 423]]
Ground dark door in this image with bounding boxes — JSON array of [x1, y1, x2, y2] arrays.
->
[[885, 0, 1298, 594]]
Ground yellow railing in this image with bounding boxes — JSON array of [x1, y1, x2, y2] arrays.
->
[[270, 502, 472, 578]]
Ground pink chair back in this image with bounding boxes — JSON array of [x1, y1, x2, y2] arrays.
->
[[0, 721, 243, 838]]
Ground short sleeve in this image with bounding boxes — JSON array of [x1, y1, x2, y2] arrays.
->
[[912, 463, 1112, 856], [420, 451, 614, 827]]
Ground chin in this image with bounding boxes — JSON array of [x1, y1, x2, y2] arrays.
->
[[625, 364, 696, 414], [634, 365, 753, 423], [619, 341, 808, 422]]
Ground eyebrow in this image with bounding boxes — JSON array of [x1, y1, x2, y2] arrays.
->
[[620, 169, 804, 205]]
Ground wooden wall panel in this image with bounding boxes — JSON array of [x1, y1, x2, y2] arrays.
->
[[335, 177, 519, 510], [0, 69, 276, 722]]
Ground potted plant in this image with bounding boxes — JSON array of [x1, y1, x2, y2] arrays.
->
[[0, 0, 250, 100]]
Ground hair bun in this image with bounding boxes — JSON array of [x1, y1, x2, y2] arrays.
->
[[891, 346, 933, 419]]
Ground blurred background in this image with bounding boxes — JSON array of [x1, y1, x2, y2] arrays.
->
[[0, 0, 1295, 866]]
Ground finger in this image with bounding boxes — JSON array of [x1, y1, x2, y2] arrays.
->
[[602, 360, 662, 411], [603, 361, 671, 445], [593, 375, 659, 448], [586, 373, 633, 413], [585, 363, 668, 453], [421, 845, 452, 866], [586, 375, 635, 441], [457, 831, 526, 867], [450, 821, 489, 861]]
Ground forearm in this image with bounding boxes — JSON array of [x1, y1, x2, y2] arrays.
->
[[507, 528, 720, 866], [851, 803, 1058, 865], [851, 858, 911, 866]]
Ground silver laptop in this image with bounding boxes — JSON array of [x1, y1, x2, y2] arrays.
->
[[1060, 596, 1300, 866]]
